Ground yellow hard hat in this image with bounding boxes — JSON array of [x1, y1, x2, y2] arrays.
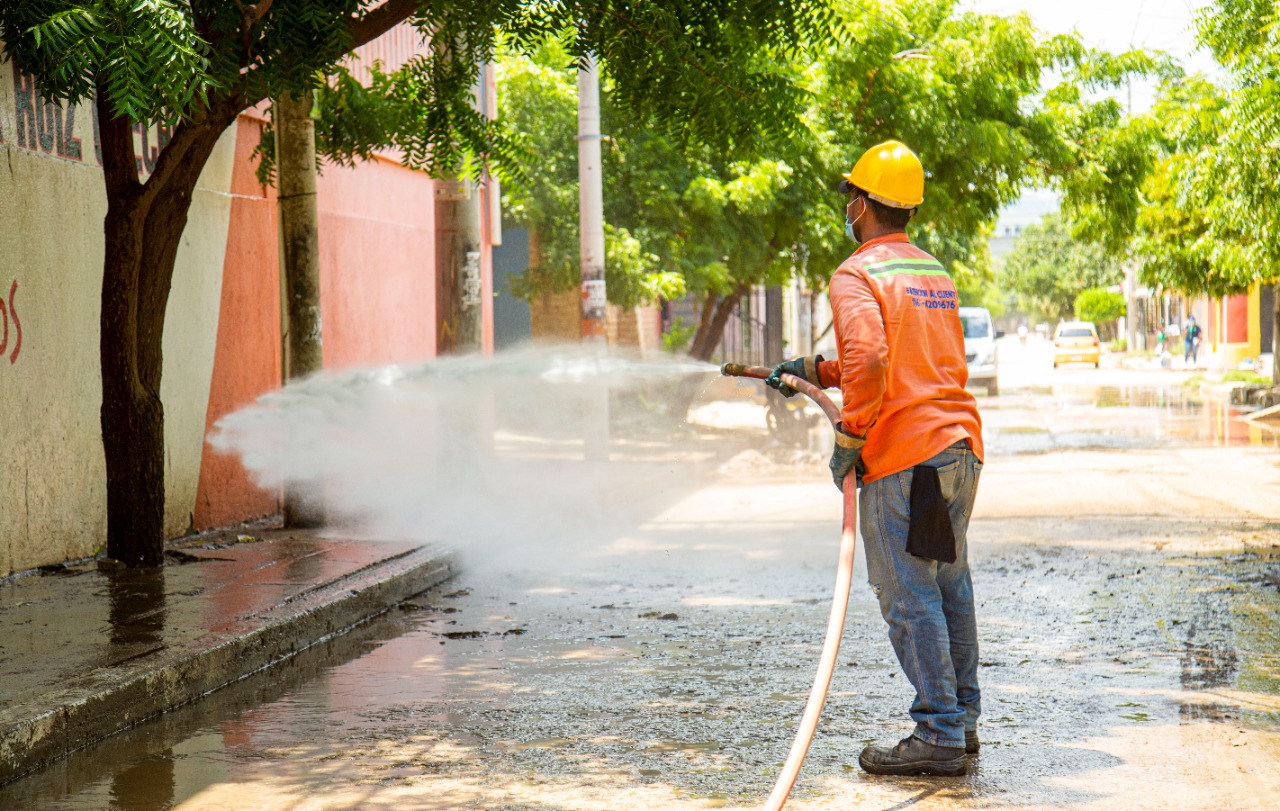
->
[[838, 139, 924, 208]]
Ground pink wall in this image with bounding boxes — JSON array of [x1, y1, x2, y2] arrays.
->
[[195, 21, 498, 527], [316, 159, 438, 369], [196, 119, 495, 529], [195, 116, 283, 530]]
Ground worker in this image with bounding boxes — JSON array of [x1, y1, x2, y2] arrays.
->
[[766, 140, 985, 776]]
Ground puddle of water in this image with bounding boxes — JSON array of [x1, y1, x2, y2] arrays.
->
[[1167, 548, 1280, 735], [986, 384, 1280, 453]]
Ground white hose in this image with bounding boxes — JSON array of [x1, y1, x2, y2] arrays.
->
[[716, 367, 857, 810], [762, 467, 857, 811]]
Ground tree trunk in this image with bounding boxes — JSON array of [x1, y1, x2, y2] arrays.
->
[[688, 281, 750, 363], [276, 91, 326, 528], [98, 95, 232, 566], [91, 6, 423, 567], [432, 39, 483, 355], [1272, 282, 1279, 387], [1123, 262, 1138, 353], [668, 282, 752, 420], [434, 178, 483, 353], [687, 291, 718, 360], [578, 54, 607, 342]]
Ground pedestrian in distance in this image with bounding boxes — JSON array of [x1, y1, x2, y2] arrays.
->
[[1184, 315, 1202, 367], [766, 140, 985, 777]]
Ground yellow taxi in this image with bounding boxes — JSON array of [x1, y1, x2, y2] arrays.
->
[[1053, 321, 1101, 368]]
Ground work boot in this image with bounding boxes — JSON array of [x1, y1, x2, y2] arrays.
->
[[859, 735, 967, 776], [965, 728, 979, 755]]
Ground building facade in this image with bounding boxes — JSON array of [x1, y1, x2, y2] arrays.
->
[[0, 30, 499, 576]]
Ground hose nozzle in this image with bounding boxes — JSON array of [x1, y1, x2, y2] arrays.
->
[[721, 362, 771, 379]]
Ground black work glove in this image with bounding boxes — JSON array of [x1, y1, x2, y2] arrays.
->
[[829, 425, 865, 491], [765, 354, 825, 398]]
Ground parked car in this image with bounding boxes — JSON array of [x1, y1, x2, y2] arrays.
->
[[959, 306, 1000, 395], [1053, 321, 1101, 368]]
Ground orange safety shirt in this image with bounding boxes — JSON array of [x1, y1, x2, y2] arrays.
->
[[815, 233, 984, 483]]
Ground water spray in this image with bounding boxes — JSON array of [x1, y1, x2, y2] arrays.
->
[[720, 363, 857, 811], [214, 348, 856, 805]]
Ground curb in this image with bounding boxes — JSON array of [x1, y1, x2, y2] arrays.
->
[[0, 544, 458, 785]]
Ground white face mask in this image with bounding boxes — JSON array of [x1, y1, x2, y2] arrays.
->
[[845, 197, 866, 243]]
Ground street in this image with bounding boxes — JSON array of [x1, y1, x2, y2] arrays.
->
[[4, 340, 1280, 811], [5, 2, 1278, 809]]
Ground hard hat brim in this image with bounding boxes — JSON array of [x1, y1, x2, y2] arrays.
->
[[838, 176, 920, 208]]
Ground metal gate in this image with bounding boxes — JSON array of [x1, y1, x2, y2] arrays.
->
[[714, 287, 783, 367]]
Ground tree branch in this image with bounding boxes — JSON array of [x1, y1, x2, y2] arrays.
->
[[139, 101, 241, 207], [350, 0, 422, 52], [241, 0, 274, 24], [855, 66, 880, 127], [587, 3, 750, 101], [96, 88, 141, 201], [228, 0, 424, 112]]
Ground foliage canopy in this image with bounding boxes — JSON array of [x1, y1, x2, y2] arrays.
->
[[1133, 0, 1280, 298], [2, 0, 837, 180], [0, 0, 842, 564], [500, 0, 1165, 340], [1074, 287, 1126, 326], [1001, 214, 1124, 324]]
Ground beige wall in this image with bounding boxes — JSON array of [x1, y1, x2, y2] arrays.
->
[[530, 290, 583, 343], [530, 289, 662, 355], [0, 61, 235, 573], [161, 131, 235, 537]]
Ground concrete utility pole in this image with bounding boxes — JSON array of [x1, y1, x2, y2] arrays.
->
[[276, 91, 324, 380], [578, 53, 607, 342], [577, 54, 610, 462], [275, 90, 325, 528]]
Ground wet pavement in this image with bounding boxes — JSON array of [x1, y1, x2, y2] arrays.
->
[[0, 533, 456, 785], [972, 336, 1279, 454], [4, 344, 1280, 810]]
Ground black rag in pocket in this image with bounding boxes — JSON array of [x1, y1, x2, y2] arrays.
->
[[905, 465, 956, 563]]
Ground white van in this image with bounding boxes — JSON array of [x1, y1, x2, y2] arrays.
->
[[958, 306, 1000, 395]]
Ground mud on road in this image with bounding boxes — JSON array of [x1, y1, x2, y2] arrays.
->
[[7, 433, 1280, 811]]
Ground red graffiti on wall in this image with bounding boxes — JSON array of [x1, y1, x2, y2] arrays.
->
[[0, 281, 23, 364]]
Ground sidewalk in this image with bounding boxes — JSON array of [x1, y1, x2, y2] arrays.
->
[[0, 531, 457, 784], [1119, 352, 1205, 372]]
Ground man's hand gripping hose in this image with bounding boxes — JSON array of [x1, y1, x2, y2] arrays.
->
[[720, 363, 857, 811]]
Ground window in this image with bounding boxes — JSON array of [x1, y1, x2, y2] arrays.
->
[[961, 315, 990, 339]]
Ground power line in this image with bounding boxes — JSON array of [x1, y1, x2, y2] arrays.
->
[[1130, 0, 1149, 47]]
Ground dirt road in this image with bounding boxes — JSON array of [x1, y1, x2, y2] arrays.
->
[[6, 354, 1280, 811]]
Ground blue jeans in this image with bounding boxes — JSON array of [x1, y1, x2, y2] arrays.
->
[[859, 441, 982, 748]]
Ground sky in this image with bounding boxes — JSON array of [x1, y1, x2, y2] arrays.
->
[[960, 0, 1220, 106], [957, 0, 1220, 243], [960, 0, 1214, 58]]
